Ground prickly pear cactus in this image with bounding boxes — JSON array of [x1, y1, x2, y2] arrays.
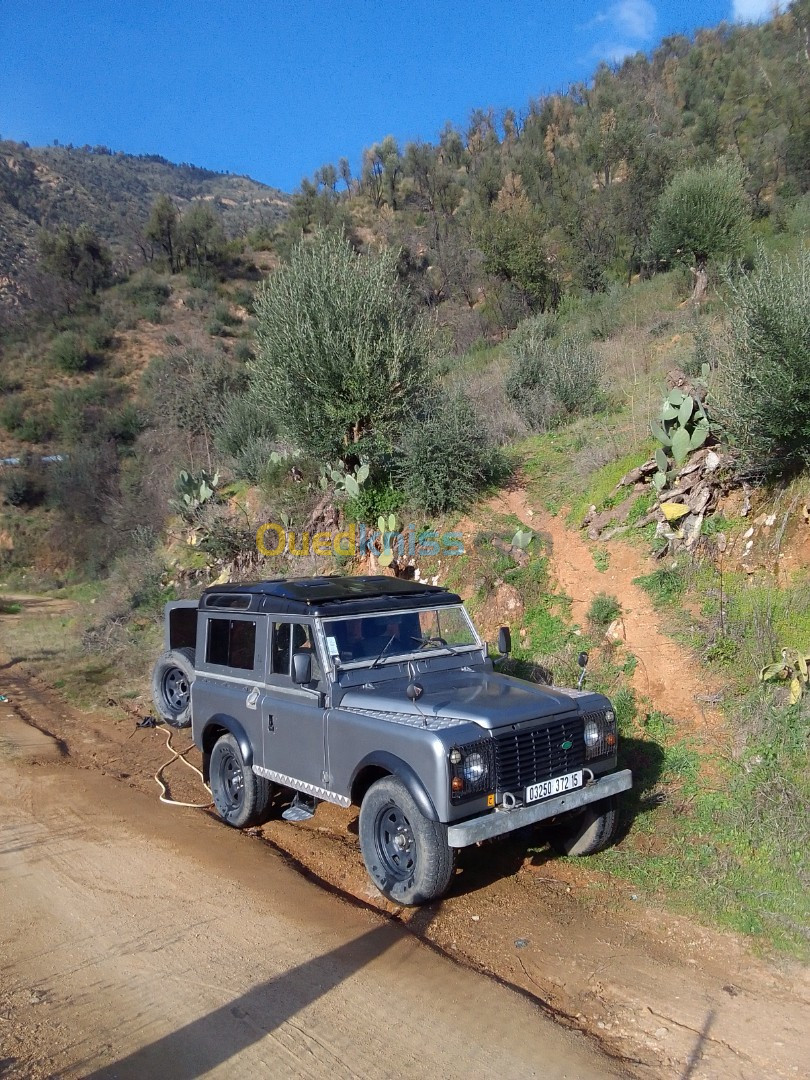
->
[[377, 513, 399, 567], [651, 389, 710, 466]]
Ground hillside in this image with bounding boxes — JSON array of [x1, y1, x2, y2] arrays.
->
[[0, 0, 808, 993], [0, 141, 290, 313]]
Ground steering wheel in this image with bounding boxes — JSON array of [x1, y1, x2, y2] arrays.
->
[[412, 635, 448, 649]]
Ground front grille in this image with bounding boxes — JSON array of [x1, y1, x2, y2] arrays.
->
[[494, 716, 585, 795]]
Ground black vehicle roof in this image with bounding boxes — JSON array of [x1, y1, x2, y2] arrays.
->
[[200, 575, 462, 616]]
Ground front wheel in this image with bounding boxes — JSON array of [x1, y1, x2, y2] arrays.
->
[[547, 795, 619, 856], [210, 733, 270, 828], [358, 777, 455, 905]]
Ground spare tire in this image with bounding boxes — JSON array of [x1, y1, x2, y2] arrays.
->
[[151, 647, 196, 728]]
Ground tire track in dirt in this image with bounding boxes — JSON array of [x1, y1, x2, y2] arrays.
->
[[487, 488, 725, 743]]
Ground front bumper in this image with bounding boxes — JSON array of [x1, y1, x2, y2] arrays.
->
[[445, 769, 632, 848]]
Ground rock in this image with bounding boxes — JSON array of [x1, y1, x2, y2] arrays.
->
[[687, 486, 711, 515], [618, 466, 645, 487], [705, 450, 721, 471], [304, 495, 340, 534], [599, 525, 630, 542], [683, 512, 704, 550], [661, 503, 690, 522], [605, 618, 625, 643], [478, 583, 524, 636]]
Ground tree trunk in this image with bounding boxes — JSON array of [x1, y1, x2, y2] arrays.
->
[[690, 260, 708, 304]]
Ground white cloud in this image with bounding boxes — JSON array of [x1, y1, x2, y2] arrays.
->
[[590, 1, 657, 41], [599, 43, 638, 63], [731, 0, 782, 20]]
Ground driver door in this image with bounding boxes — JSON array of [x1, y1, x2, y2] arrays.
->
[[260, 621, 327, 793]]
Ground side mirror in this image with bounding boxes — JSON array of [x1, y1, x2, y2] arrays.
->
[[497, 626, 512, 656], [577, 651, 589, 690], [292, 650, 312, 685]]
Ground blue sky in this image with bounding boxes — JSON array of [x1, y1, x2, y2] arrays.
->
[[0, 1, 781, 192]]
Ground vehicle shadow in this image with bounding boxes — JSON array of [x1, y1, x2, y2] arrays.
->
[[82, 910, 438, 1079]]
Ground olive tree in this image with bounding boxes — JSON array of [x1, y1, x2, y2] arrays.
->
[[251, 232, 433, 468], [651, 159, 751, 301], [713, 248, 810, 477]]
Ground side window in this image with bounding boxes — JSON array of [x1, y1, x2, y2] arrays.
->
[[270, 622, 321, 682], [271, 622, 291, 675], [205, 618, 257, 671]]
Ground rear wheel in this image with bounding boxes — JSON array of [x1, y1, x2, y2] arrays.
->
[[548, 795, 619, 856], [151, 647, 196, 728], [358, 777, 454, 905], [210, 733, 270, 828]]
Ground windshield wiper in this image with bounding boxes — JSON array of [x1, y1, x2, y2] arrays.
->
[[370, 634, 397, 669]]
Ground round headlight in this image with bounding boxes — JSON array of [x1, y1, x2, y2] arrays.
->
[[583, 719, 600, 746], [462, 752, 486, 783], [449, 748, 462, 765], [605, 710, 615, 723]]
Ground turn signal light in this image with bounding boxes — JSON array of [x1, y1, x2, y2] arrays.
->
[[451, 776, 464, 793]]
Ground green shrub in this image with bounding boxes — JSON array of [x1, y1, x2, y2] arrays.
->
[[345, 481, 405, 523], [0, 397, 24, 433], [634, 566, 687, 605], [17, 412, 53, 443], [49, 331, 91, 373], [587, 592, 622, 628], [206, 301, 241, 337], [233, 340, 255, 364], [713, 248, 810, 477], [85, 317, 115, 353], [1, 468, 46, 508], [105, 404, 143, 445], [122, 269, 170, 322], [213, 392, 276, 483], [505, 328, 604, 430], [395, 391, 509, 513]]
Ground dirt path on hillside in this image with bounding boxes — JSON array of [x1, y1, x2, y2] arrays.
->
[[488, 489, 724, 742], [1, 600, 808, 1080]]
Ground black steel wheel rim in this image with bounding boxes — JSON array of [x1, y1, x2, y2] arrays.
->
[[217, 748, 244, 810], [162, 667, 190, 714], [374, 803, 416, 882]]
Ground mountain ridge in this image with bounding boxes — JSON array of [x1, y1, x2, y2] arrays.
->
[[0, 140, 290, 312]]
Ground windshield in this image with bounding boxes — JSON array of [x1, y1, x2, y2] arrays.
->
[[321, 606, 480, 667]]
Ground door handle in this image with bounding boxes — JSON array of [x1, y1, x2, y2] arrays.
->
[[267, 715, 275, 732]]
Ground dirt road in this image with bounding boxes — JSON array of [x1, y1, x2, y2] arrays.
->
[[0, 716, 620, 1080], [2, 592, 808, 1080]]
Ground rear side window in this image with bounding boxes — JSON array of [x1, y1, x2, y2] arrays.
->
[[206, 618, 257, 671]]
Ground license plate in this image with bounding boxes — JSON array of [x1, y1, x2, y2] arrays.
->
[[525, 770, 583, 804]]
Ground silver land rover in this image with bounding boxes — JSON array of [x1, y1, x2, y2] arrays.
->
[[152, 575, 632, 905]]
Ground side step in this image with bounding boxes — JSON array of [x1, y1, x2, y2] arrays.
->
[[281, 793, 318, 822]]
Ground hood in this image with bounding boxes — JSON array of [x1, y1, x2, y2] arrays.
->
[[340, 669, 582, 730]]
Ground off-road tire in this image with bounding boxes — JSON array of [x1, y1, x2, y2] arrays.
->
[[548, 795, 619, 856], [210, 733, 271, 828], [151, 647, 196, 728], [358, 776, 455, 905]]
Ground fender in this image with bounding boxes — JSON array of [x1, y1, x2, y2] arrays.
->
[[351, 751, 439, 821], [201, 714, 254, 781]]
